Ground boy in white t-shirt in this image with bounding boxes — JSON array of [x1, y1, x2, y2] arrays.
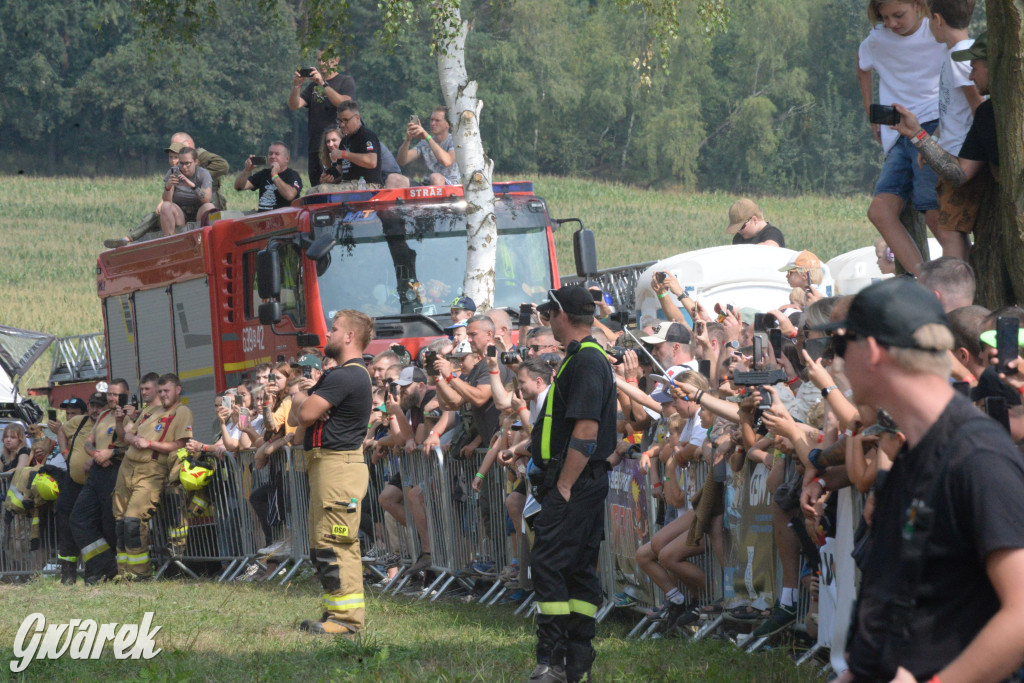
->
[[927, 0, 985, 260]]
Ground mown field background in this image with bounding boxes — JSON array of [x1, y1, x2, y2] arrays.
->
[[0, 174, 875, 396], [0, 573, 824, 682]]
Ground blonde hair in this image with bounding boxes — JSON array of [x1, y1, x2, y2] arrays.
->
[[666, 413, 685, 434], [868, 0, 926, 24], [790, 287, 806, 307], [887, 324, 954, 376], [2, 424, 26, 453], [333, 310, 374, 350], [678, 370, 710, 392]]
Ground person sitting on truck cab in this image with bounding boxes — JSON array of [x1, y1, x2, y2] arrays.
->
[[104, 133, 229, 249], [234, 142, 303, 212], [396, 107, 460, 186], [157, 147, 217, 237], [331, 100, 384, 190]]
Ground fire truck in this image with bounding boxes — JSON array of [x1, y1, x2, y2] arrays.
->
[[95, 181, 594, 440]]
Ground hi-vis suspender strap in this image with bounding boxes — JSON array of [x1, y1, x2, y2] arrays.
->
[[540, 341, 608, 462], [341, 359, 372, 381]]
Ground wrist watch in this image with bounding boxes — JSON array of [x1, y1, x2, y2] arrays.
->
[[821, 384, 838, 399]]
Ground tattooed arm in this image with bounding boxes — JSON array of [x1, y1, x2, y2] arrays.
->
[[892, 103, 986, 187]]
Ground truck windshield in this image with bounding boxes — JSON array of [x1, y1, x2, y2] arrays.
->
[[314, 196, 554, 321]]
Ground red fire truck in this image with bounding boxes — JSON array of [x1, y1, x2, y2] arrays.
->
[[96, 181, 588, 440]]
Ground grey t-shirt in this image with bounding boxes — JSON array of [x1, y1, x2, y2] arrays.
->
[[414, 135, 459, 183], [164, 166, 213, 210]]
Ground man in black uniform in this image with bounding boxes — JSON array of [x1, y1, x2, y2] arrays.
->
[[833, 278, 1024, 682], [295, 309, 374, 636], [332, 101, 384, 190], [526, 286, 617, 683]]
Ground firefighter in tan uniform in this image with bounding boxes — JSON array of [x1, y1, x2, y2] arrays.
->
[[295, 310, 373, 636], [72, 381, 130, 583], [52, 395, 103, 584], [112, 373, 192, 579]]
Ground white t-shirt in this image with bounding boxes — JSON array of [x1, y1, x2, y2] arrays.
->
[[858, 19, 945, 154], [678, 409, 707, 450], [937, 38, 976, 155], [528, 386, 549, 426]]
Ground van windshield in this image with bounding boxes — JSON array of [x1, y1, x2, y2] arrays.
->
[[314, 196, 554, 321]]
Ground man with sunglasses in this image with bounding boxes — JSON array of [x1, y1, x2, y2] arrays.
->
[[331, 100, 383, 190], [526, 327, 561, 359], [833, 278, 1024, 683], [725, 197, 785, 247], [526, 287, 617, 683]]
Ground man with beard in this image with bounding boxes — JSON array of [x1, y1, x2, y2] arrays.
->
[[294, 310, 374, 636]]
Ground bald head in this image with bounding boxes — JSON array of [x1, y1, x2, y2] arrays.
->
[[170, 132, 196, 148], [485, 308, 512, 345]]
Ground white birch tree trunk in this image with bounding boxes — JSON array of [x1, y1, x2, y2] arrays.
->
[[436, 5, 497, 311]]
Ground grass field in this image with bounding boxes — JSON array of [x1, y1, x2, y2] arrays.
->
[[0, 574, 823, 681], [0, 174, 875, 394]]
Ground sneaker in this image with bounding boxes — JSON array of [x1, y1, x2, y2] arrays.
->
[[645, 604, 668, 621], [751, 602, 797, 638], [472, 560, 496, 576], [664, 601, 698, 629], [236, 563, 261, 582], [372, 576, 394, 590], [257, 538, 287, 556], [526, 663, 567, 683], [613, 591, 637, 608], [103, 237, 131, 249], [361, 545, 388, 563], [507, 588, 526, 602], [408, 552, 432, 574]]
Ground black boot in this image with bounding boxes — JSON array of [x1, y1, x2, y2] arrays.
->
[[60, 560, 78, 586]]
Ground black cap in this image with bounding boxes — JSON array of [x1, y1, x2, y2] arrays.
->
[[971, 366, 1023, 406], [823, 278, 949, 349], [87, 392, 108, 407], [536, 287, 596, 318], [60, 398, 87, 411]]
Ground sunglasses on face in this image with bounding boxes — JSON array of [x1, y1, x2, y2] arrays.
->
[[832, 332, 859, 359]]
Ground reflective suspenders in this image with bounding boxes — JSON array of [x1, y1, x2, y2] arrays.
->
[[539, 341, 609, 462]]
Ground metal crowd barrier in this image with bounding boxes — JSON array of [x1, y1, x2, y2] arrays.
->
[[379, 447, 512, 602], [0, 471, 61, 579], [560, 261, 656, 315]]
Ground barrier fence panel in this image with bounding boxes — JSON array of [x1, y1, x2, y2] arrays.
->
[[0, 472, 61, 579], [277, 447, 311, 584], [362, 448, 416, 583], [150, 450, 266, 581]]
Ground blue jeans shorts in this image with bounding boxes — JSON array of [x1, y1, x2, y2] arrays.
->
[[873, 119, 939, 211]]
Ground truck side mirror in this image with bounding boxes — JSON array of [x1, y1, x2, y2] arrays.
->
[[306, 233, 336, 261], [256, 248, 282, 300], [573, 227, 598, 278], [258, 301, 282, 326], [297, 333, 321, 347]]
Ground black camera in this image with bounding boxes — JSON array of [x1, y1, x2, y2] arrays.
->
[[500, 347, 528, 365], [869, 104, 900, 126], [298, 67, 316, 77], [607, 347, 627, 364]]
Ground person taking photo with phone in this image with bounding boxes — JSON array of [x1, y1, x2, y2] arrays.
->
[[396, 107, 459, 186], [288, 51, 356, 187]]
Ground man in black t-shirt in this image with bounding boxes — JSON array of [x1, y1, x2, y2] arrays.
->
[[287, 52, 356, 187], [233, 142, 302, 212], [525, 287, 617, 683], [434, 314, 514, 448], [895, 32, 999, 189], [332, 101, 384, 190], [295, 310, 373, 637], [725, 197, 785, 247], [832, 278, 1024, 682]]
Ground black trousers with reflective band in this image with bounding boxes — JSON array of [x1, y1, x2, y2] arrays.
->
[[531, 467, 607, 679]]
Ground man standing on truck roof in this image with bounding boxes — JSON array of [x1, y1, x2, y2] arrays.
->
[[288, 51, 356, 188], [112, 373, 193, 580], [104, 133, 229, 249], [234, 142, 303, 212]]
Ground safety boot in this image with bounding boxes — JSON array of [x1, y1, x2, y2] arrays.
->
[[525, 663, 567, 683], [60, 560, 78, 586], [299, 617, 357, 638]]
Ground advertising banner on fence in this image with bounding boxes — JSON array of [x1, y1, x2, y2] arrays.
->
[[606, 459, 655, 605]]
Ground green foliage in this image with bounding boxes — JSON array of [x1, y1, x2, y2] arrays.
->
[[1, 0, 938, 194]]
